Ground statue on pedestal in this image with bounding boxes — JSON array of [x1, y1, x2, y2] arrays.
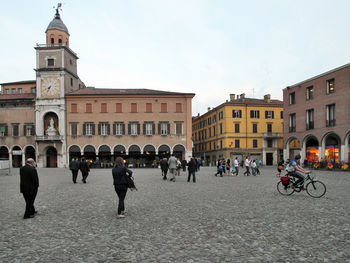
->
[[46, 118, 57, 136]]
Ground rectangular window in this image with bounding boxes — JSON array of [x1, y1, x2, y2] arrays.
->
[[306, 86, 313, 100], [71, 103, 77, 113], [175, 122, 183, 135], [25, 124, 35, 136], [234, 123, 240, 133], [289, 113, 296, 132], [70, 123, 78, 136], [84, 123, 94, 136], [146, 103, 152, 113], [176, 103, 182, 113], [326, 104, 336, 127], [158, 122, 170, 135], [220, 123, 223, 134], [101, 103, 107, 113], [12, 124, 19, 136], [306, 109, 314, 130], [289, 92, 295, 104], [161, 103, 167, 113], [213, 126, 216, 136], [208, 117, 211, 125], [267, 123, 272, 133], [250, 110, 260, 119], [18, 88, 22, 94], [144, 122, 154, 135], [99, 122, 109, 136], [265, 111, 274, 119], [5, 89, 9, 94], [48, 58, 55, 66], [131, 103, 137, 113], [326, 79, 335, 94], [220, 140, 223, 149], [267, 139, 273, 148], [115, 103, 122, 113], [218, 111, 223, 120], [280, 111, 283, 119], [232, 109, 242, 118], [0, 124, 8, 136], [213, 115, 216, 123], [86, 103, 92, 113], [252, 123, 258, 133], [235, 139, 240, 148], [129, 122, 139, 135], [31, 87, 36, 93], [253, 139, 258, 148], [114, 122, 124, 135], [11, 89, 16, 94], [70, 78, 73, 87]]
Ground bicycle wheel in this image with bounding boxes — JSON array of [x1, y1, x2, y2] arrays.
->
[[306, 180, 326, 198], [277, 181, 295, 196]]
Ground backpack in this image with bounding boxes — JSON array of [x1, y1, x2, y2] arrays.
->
[[218, 165, 223, 171]]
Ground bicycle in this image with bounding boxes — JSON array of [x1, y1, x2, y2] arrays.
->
[[277, 172, 326, 198]]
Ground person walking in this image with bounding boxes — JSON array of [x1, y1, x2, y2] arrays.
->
[[69, 157, 80, 184], [243, 156, 251, 176], [256, 159, 261, 175], [79, 158, 90, 183], [20, 158, 39, 219], [112, 157, 133, 219], [168, 154, 178, 182], [160, 158, 169, 180], [187, 157, 197, 183], [181, 159, 187, 172], [251, 159, 257, 176], [234, 157, 239, 176]]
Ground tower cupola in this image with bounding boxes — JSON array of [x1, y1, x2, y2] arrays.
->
[[45, 3, 70, 46]]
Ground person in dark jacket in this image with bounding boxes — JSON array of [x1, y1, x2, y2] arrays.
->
[[112, 157, 133, 219], [160, 158, 169, 180], [187, 157, 197, 183], [181, 159, 187, 172], [20, 158, 39, 219], [79, 158, 90, 183], [69, 157, 80, 183]]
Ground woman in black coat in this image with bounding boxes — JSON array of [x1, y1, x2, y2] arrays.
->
[[79, 158, 90, 183], [112, 157, 133, 219]]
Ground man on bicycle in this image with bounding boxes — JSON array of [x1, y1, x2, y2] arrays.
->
[[287, 154, 310, 188]]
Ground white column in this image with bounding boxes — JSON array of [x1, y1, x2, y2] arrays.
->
[[300, 139, 306, 165], [340, 144, 346, 162], [9, 152, 13, 168], [318, 146, 324, 162]]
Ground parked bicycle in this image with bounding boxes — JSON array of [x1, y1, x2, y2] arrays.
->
[[277, 172, 326, 198]]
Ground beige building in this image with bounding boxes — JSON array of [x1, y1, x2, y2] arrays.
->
[[0, 6, 194, 168]]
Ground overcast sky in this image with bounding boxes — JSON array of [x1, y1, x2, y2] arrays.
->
[[1, 0, 349, 115]]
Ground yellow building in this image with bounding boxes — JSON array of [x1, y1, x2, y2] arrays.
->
[[192, 94, 283, 166]]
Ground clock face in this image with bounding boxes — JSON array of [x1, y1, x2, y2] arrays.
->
[[41, 77, 60, 98]]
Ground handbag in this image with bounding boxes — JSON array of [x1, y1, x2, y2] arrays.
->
[[123, 167, 137, 190]]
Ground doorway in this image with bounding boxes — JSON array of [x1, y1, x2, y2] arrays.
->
[[266, 153, 273, 166], [46, 147, 57, 167]]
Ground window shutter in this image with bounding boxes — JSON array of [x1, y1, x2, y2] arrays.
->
[[113, 123, 116, 135], [128, 123, 131, 135], [107, 123, 110, 135], [272, 111, 274, 119], [98, 123, 101, 135], [250, 111, 253, 118], [83, 123, 86, 135], [167, 123, 170, 135], [31, 125, 35, 136], [137, 123, 140, 135], [257, 111, 260, 118], [143, 123, 146, 135], [265, 111, 268, 119], [23, 125, 26, 136], [92, 123, 95, 135], [152, 123, 155, 135], [158, 123, 161, 135], [122, 123, 125, 135]]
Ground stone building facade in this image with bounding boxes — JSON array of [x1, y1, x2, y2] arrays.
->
[[0, 7, 194, 168]]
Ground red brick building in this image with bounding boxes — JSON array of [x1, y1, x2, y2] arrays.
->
[[283, 63, 350, 164]]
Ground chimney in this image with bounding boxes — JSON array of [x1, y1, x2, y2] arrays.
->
[[207, 107, 211, 111], [230, 94, 235, 101], [197, 113, 200, 117], [264, 94, 271, 103], [240, 93, 245, 102]]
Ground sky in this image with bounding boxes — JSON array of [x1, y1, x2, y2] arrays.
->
[[1, 0, 350, 116]]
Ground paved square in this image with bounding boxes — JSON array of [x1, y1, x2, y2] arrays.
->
[[0, 167, 349, 262]]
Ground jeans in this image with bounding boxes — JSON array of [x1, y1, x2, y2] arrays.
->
[[244, 166, 250, 176], [292, 171, 305, 186], [114, 185, 127, 215], [234, 167, 239, 176], [187, 170, 196, 182]]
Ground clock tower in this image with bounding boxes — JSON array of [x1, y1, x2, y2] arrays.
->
[[34, 4, 84, 168]]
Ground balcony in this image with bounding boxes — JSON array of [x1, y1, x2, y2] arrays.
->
[[326, 119, 336, 127], [35, 135, 63, 142], [262, 132, 282, 138]]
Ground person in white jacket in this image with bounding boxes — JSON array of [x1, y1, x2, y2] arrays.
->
[[168, 155, 178, 182]]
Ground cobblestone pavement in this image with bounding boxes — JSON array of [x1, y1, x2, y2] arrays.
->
[[0, 166, 349, 262]]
